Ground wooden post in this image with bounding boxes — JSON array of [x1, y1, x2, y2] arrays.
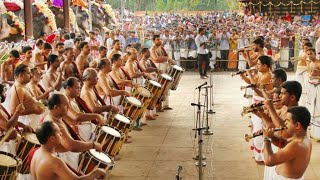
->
[[24, 0, 33, 40], [63, 0, 70, 32]]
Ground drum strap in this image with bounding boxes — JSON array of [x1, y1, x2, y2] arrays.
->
[[148, 59, 158, 69], [0, 104, 21, 134], [62, 119, 83, 141], [37, 83, 46, 93], [93, 87, 107, 106], [74, 97, 98, 124], [108, 75, 121, 90], [71, 61, 81, 80], [120, 67, 132, 80]]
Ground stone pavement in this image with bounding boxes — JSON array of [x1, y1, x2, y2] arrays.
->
[[108, 71, 320, 180]]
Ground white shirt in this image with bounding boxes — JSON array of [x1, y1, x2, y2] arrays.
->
[[316, 37, 320, 59], [195, 34, 208, 54], [106, 38, 114, 51]]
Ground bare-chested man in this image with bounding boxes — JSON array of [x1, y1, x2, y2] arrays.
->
[[0, 83, 33, 153], [63, 77, 103, 141], [150, 34, 176, 111], [243, 38, 265, 68], [80, 68, 119, 114], [96, 59, 130, 105], [74, 38, 82, 59], [76, 42, 91, 76], [60, 47, 80, 80], [295, 42, 313, 93], [19, 46, 34, 67], [125, 48, 145, 83], [0, 50, 19, 85], [139, 47, 161, 80], [9, 64, 46, 130], [107, 39, 123, 61], [31, 118, 106, 180], [109, 54, 134, 90], [99, 46, 107, 59], [263, 106, 311, 180], [41, 54, 63, 91], [55, 42, 65, 63], [240, 55, 273, 164], [42, 93, 103, 169], [34, 42, 52, 70]]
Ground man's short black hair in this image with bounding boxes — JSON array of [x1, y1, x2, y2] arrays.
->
[[99, 46, 107, 52], [22, 46, 33, 54], [97, 59, 107, 70], [73, 37, 81, 44], [36, 121, 56, 144], [273, 68, 287, 82], [253, 38, 264, 48], [48, 93, 62, 110], [64, 34, 70, 40], [10, 50, 20, 59], [141, 47, 149, 54], [55, 42, 64, 48], [281, 81, 302, 101], [111, 54, 122, 64], [79, 41, 88, 49], [304, 42, 313, 48], [36, 39, 44, 47], [47, 54, 59, 67], [152, 34, 160, 41], [39, 32, 46, 37], [113, 39, 120, 45], [287, 106, 311, 130], [63, 77, 80, 89], [70, 32, 76, 39], [14, 64, 28, 77], [43, 43, 53, 50], [258, 55, 272, 68]]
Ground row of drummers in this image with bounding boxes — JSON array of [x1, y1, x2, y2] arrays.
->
[[0, 57, 185, 179]]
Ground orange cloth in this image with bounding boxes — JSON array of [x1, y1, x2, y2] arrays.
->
[[73, 0, 87, 7]]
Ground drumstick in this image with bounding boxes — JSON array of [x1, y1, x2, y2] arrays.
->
[[0, 127, 15, 146]]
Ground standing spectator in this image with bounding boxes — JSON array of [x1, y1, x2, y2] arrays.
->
[[219, 28, 230, 71], [283, 11, 292, 23], [88, 31, 100, 60], [106, 31, 115, 51], [127, 31, 139, 47], [115, 29, 126, 51], [172, 31, 182, 66], [161, 29, 173, 59], [228, 28, 239, 70], [237, 31, 250, 70], [293, 12, 302, 24], [195, 27, 209, 79], [188, 30, 198, 69], [209, 28, 219, 69], [301, 11, 311, 26], [95, 28, 103, 45]]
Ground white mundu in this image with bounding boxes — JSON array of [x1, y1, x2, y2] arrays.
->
[[272, 170, 304, 180], [306, 80, 320, 140], [251, 94, 265, 161], [294, 66, 308, 94]]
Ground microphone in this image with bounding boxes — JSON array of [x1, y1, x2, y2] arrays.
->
[[191, 103, 204, 107], [201, 85, 213, 89], [195, 82, 207, 89], [176, 165, 183, 179]]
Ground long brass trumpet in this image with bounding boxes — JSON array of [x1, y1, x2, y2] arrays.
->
[[231, 69, 256, 77], [244, 127, 286, 142], [233, 45, 252, 53], [241, 99, 281, 116]]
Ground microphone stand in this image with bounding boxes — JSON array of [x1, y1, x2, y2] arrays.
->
[[208, 68, 215, 114], [193, 126, 206, 180], [203, 86, 213, 135]]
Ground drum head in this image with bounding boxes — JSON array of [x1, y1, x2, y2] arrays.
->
[[149, 80, 161, 88], [114, 114, 131, 124], [89, 149, 112, 164], [137, 87, 152, 97], [0, 153, 17, 166], [172, 65, 183, 71], [161, 74, 173, 81], [24, 132, 40, 145], [126, 97, 142, 106], [101, 126, 121, 138]]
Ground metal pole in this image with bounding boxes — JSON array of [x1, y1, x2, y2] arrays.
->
[[203, 87, 213, 135], [121, 0, 124, 30], [88, 0, 92, 31], [63, 0, 70, 32]]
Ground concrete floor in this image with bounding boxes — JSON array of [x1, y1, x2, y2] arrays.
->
[[108, 71, 320, 180]]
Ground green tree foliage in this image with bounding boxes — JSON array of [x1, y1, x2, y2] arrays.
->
[[104, 0, 239, 11]]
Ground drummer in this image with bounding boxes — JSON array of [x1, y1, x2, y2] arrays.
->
[[107, 40, 123, 61], [0, 84, 33, 153], [80, 68, 120, 115], [0, 50, 20, 85], [109, 54, 135, 90], [139, 47, 162, 120], [63, 77, 104, 141], [41, 54, 63, 91], [96, 59, 131, 105], [31, 121, 107, 180], [8, 64, 46, 131], [150, 34, 176, 111], [125, 48, 148, 129], [43, 93, 103, 170]]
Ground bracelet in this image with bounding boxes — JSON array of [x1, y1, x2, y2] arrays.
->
[[264, 137, 271, 142], [92, 142, 95, 149]]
